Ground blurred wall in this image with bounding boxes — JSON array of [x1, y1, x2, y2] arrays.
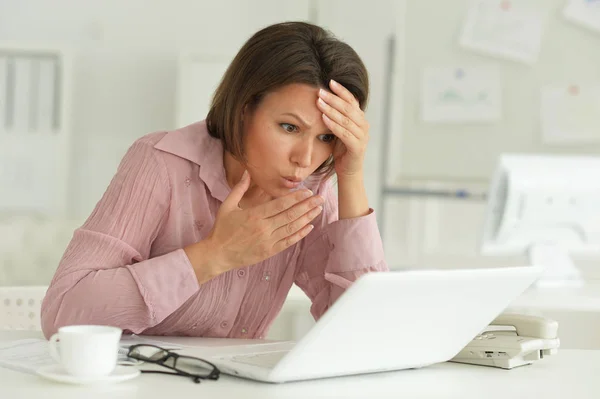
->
[[0, 0, 395, 219], [0, 0, 396, 285]]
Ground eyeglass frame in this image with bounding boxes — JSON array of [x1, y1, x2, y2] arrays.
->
[[126, 343, 221, 383]]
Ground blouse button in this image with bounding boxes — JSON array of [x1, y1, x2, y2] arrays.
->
[[241, 328, 248, 335], [237, 269, 246, 278], [220, 321, 229, 329], [184, 177, 191, 187]]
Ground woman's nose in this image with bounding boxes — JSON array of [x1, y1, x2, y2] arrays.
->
[[291, 140, 312, 168]]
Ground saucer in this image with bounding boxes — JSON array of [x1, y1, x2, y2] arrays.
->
[[36, 364, 141, 385]]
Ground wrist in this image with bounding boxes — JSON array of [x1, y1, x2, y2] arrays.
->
[[184, 239, 227, 284], [336, 171, 370, 219], [337, 171, 364, 185]]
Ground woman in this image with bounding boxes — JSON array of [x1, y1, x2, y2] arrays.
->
[[41, 21, 388, 339]]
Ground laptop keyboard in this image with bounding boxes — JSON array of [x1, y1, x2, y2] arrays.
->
[[227, 350, 290, 368]]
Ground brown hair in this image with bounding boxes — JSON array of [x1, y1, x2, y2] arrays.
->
[[205, 21, 369, 177]]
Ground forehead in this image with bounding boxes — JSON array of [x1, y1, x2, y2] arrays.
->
[[253, 83, 330, 133], [260, 83, 321, 111]]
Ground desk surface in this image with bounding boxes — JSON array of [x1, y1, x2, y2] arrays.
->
[[1, 332, 599, 399]]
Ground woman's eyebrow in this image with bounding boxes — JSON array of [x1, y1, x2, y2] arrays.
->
[[281, 112, 312, 129]]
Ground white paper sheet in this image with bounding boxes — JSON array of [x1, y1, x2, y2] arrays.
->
[[421, 66, 502, 123], [540, 84, 600, 144], [563, 0, 600, 34], [0, 336, 181, 375], [0, 339, 59, 375], [459, 0, 545, 64]]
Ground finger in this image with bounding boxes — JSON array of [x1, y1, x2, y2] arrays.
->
[[269, 195, 324, 230], [221, 170, 250, 212], [271, 204, 323, 242], [329, 79, 361, 108], [317, 97, 362, 140], [272, 224, 314, 254], [322, 113, 360, 149], [318, 89, 364, 129], [255, 189, 314, 218]]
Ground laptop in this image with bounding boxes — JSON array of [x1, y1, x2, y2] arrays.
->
[[207, 266, 542, 383]]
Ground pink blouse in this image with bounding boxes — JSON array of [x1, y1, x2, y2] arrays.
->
[[41, 121, 388, 339]]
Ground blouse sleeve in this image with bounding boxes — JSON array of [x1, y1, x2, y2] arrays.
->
[[293, 179, 388, 320], [41, 137, 199, 338]]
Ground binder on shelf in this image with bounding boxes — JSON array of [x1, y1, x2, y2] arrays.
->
[[12, 57, 33, 134], [0, 56, 7, 133], [36, 57, 57, 134]]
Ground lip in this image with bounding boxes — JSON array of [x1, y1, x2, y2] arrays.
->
[[283, 175, 303, 182], [281, 176, 304, 189]]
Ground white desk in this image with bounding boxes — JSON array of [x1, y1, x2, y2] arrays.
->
[[1, 332, 599, 399]]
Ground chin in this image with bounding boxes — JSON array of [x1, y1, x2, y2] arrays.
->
[[249, 178, 285, 199], [268, 186, 293, 198], [251, 173, 307, 198]]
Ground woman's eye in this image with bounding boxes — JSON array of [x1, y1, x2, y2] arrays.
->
[[281, 123, 297, 133], [319, 134, 336, 143]]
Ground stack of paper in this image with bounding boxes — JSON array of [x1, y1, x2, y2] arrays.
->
[[0, 336, 181, 375]]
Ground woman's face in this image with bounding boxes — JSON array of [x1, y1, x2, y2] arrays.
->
[[242, 83, 336, 197]]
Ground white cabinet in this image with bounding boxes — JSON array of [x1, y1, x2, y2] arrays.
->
[[382, 180, 502, 270], [381, 179, 600, 280]]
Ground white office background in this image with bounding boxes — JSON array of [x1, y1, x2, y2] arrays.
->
[[1, 0, 599, 340]]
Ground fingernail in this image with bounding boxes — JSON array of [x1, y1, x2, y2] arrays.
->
[[330, 79, 338, 87], [319, 88, 327, 97], [317, 98, 326, 107], [302, 189, 313, 198], [311, 196, 323, 206]]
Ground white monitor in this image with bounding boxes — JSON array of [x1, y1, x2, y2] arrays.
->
[[481, 154, 600, 286]]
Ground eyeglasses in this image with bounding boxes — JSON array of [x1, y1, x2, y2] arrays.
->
[[126, 344, 220, 384]]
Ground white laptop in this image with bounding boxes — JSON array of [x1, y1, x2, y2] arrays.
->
[[208, 266, 542, 383]]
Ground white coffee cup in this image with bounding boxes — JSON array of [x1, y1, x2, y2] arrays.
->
[[48, 325, 122, 378]]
